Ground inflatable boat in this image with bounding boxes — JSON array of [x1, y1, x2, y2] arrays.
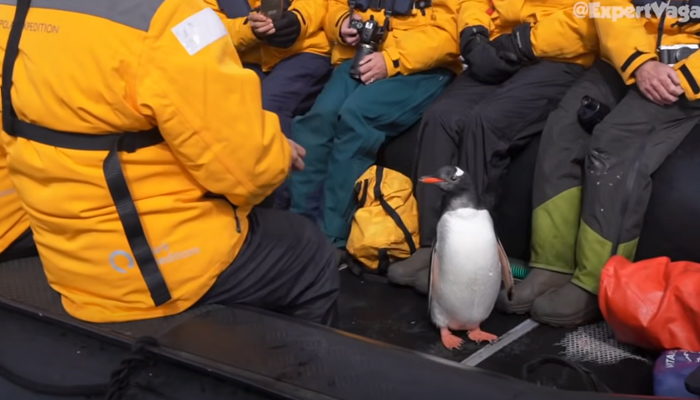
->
[[3, 122, 700, 400]]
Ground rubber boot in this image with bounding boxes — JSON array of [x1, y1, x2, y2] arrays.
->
[[530, 282, 601, 327], [413, 267, 430, 295], [495, 267, 572, 314], [387, 247, 431, 287]]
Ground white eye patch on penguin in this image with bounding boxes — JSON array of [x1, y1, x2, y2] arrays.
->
[[418, 165, 473, 196], [419, 165, 466, 185]]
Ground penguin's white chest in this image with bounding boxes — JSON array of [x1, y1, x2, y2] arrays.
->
[[430, 208, 502, 329]]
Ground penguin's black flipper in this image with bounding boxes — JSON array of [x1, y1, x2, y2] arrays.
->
[[496, 237, 514, 301], [427, 241, 438, 315]]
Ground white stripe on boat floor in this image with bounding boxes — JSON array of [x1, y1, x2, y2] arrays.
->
[[460, 318, 540, 366]]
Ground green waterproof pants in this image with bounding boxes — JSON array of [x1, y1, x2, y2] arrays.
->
[[288, 60, 454, 247], [530, 60, 700, 293]]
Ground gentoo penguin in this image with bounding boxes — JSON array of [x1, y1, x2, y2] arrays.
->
[[420, 165, 514, 350]]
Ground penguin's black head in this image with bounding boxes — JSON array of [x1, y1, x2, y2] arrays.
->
[[419, 165, 472, 193]]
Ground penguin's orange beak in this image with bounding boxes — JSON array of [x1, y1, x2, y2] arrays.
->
[[419, 176, 445, 184]]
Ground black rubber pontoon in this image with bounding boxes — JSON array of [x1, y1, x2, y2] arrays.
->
[[0, 256, 676, 400]]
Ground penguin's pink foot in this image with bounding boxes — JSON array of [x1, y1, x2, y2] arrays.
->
[[467, 328, 498, 344], [440, 327, 464, 350]]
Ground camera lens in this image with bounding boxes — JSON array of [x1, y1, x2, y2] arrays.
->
[[676, 47, 695, 62]]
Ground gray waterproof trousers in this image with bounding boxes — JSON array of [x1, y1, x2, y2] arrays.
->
[[530, 59, 700, 293], [197, 208, 341, 327]]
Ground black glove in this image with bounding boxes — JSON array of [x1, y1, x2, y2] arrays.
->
[[265, 11, 301, 48], [459, 25, 488, 61], [460, 25, 521, 84], [491, 23, 537, 65]]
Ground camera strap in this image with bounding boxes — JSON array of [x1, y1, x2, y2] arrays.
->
[[348, 0, 359, 24], [382, 0, 396, 32], [655, 0, 670, 52]]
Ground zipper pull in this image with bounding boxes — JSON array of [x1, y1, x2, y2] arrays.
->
[[233, 205, 241, 233]]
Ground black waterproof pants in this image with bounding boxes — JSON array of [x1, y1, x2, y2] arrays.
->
[[0, 228, 37, 263], [415, 61, 585, 247], [530, 60, 700, 293], [197, 208, 340, 328]]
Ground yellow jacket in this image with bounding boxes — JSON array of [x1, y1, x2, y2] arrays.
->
[[205, 0, 332, 72], [324, 0, 463, 76], [0, 146, 29, 255], [594, 0, 700, 100], [458, 0, 599, 67], [0, 0, 291, 323]]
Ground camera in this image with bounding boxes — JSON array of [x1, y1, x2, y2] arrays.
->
[[658, 44, 699, 66], [349, 15, 387, 80], [577, 95, 611, 134]]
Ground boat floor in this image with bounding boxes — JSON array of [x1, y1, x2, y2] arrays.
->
[[337, 269, 657, 395], [0, 258, 657, 399]]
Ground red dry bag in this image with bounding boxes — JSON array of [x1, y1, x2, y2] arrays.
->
[[599, 255, 700, 352]]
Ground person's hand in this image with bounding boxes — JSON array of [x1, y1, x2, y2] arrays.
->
[[634, 60, 685, 106], [358, 52, 388, 84], [265, 11, 301, 48], [340, 14, 362, 46], [464, 42, 521, 84], [491, 23, 537, 65], [249, 12, 275, 38], [460, 25, 521, 84], [288, 139, 306, 171]]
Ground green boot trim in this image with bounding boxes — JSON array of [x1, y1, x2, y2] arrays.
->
[[573, 221, 638, 294], [530, 187, 582, 275]]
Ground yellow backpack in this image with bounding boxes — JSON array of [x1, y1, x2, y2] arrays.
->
[[346, 165, 420, 281]]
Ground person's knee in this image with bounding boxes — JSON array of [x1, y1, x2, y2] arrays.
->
[[296, 90, 342, 130], [422, 95, 465, 129], [587, 108, 641, 154], [457, 102, 504, 144], [290, 101, 338, 149], [337, 103, 385, 154], [261, 93, 293, 119], [538, 106, 576, 144], [584, 118, 641, 175], [289, 211, 338, 273]]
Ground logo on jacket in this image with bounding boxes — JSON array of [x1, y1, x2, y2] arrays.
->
[[109, 250, 135, 274], [109, 243, 200, 274]]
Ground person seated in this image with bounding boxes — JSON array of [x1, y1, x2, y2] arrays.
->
[[0, 148, 37, 263], [287, 0, 462, 258], [497, 0, 700, 327], [387, 0, 599, 292], [0, 0, 339, 326], [206, 0, 333, 209], [206, 0, 332, 137]]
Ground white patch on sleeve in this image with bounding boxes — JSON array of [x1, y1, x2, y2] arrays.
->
[[171, 8, 228, 56], [454, 166, 464, 177]]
